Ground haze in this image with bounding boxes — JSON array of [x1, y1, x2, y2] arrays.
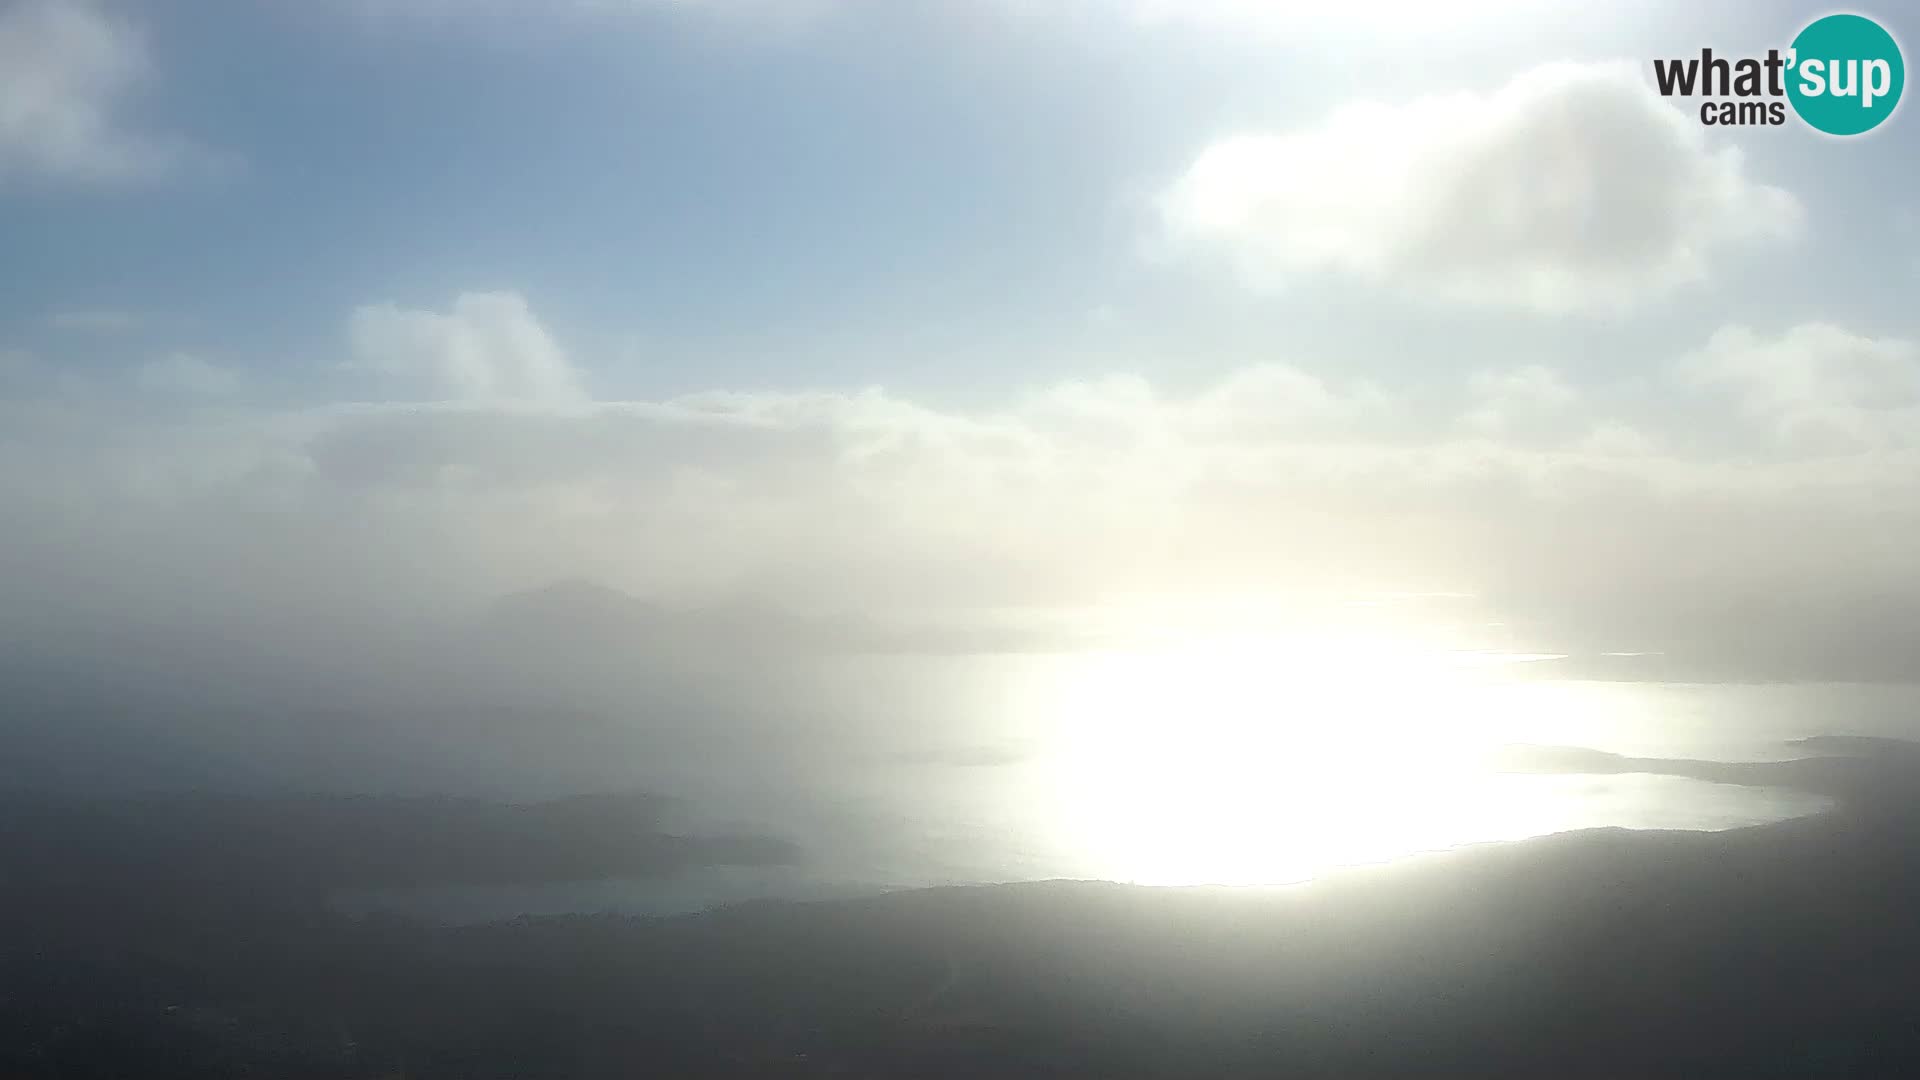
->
[[5, 2, 1920, 1076]]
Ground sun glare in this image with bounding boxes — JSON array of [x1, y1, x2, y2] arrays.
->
[[1040, 632, 1568, 886]]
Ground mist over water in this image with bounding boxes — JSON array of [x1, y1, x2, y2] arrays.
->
[[8, 2, 1920, 1074], [339, 652, 1887, 922], [10, 574, 1897, 925]]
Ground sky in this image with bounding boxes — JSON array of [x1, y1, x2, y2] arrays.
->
[[3, 0, 1918, 680]]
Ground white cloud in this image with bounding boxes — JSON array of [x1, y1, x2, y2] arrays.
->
[[0, 0, 211, 184], [136, 353, 240, 397], [1158, 62, 1802, 313], [1468, 366, 1575, 410], [1570, 420, 1659, 459], [1680, 323, 1920, 453], [347, 292, 587, 404], [1460, 364, 1577, 437], [1182, 364, 1392, 443]]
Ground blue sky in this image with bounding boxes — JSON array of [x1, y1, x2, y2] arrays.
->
[[7, 0, 1912, 399], [3, 0, 1919, 666]]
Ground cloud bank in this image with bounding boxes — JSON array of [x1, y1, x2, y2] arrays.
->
[[4, 292, 1918, 685]]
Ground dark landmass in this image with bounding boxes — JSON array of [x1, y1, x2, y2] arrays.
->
[[1494, 737, 1919, 808], [1, 792, 796, 895], [8, 742, 1920, 1077]]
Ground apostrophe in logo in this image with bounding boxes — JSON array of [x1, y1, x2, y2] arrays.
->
[[1787, 13, 1904, 135], [1651, 12, 1904, 136]]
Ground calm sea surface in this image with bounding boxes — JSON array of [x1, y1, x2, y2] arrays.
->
[[338, 653, 1919, 923]]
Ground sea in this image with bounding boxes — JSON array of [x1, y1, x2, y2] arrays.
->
[[334, 649, 1920, 924]]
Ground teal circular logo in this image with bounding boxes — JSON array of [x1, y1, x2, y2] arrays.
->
[[1787, 14, 1905, 135]]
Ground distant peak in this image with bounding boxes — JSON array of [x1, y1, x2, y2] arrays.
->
[[515, 577, 635, 601], [485, 579, 658, 628]]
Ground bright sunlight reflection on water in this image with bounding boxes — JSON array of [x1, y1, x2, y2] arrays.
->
[[341, 637, 1857, 922], [1022, 636, 1811, 886]]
